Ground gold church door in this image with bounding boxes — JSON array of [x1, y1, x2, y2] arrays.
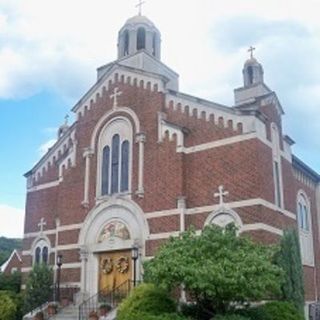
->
[[99, 250, 132, 293]]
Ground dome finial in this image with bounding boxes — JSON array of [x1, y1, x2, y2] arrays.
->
[[248, 46, 256, 59], [135, 0, 146, 16]]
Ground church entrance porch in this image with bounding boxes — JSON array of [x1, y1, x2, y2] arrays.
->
[[99, 250, 132, 293]]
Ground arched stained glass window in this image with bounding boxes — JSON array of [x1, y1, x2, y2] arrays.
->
[[35, 247, 41, 264], [42, 246, 48, 265], [111, 134, 120, 193], [121, 141, 129, 192], [137, 27, 146, 50], [101, 146, 110, 195]]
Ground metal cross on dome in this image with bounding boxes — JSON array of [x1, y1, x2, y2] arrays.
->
[[136, 0, 146, 16], [110, 87, 122, 108], [214, 185, 229, 206], [38, 217, 47, 233], [248, 46, 256, 59]]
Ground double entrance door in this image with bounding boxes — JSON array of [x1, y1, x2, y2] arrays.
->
[[99, 250, 132, 293]]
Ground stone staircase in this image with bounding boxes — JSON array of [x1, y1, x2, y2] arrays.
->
[[50, 305, 78, 320]]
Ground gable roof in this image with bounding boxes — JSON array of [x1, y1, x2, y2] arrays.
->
[[0, 249, 22, 273]]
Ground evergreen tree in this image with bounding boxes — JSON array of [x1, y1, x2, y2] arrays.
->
[[24, 264, 53, 313], [276, 229, 304, 313]]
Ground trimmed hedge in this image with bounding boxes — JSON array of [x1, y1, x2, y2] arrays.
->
[[214, 315, 250, 320], [237, 301, 304, 320], [118, 311, 187, 320], [117, 283, 177, 320]]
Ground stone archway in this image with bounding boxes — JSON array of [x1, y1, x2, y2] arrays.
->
[[78, 198, 149, 297]]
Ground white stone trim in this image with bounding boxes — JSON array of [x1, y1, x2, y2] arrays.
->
[[147, 222, 284, 241], [74, 67, 165, 116], [166, 93, 255, 133], [177, 132, 257, 154], [23, 223, 82, 238], [28, 129, 77, 187], [148, 231, 180, 240], [60, 282, 81, 287], [27, 179, 61, 193], [240, 223, 283, 236], [57, 244, 80, 251], [145, 198, 296, 220], [21, 262, 81, 273]]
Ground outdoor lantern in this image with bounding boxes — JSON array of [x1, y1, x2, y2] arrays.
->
[[131, 245, 139, 287]]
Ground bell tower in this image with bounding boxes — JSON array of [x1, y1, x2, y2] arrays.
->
[[242, 46, 264, 87], [117, 14, 161, 60]]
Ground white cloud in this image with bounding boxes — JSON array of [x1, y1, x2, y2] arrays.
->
[[0, 204, 24, 238], [0, 0, 319, 169], [38, 139, 56, 157]]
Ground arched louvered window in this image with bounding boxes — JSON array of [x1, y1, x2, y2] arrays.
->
[[101, 146, 110, 195], [121, 140, 130, 192], [137, 27, 146, 50], [247, 65, 254, 85], [35, 247, 41, 264], [111, 134, 120, 193], [42, 246, 48, 265], [124, 30, 130, 56], [152, 33, 157, 56]]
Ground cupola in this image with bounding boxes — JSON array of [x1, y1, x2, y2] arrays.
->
[[242, 47, 264, 87], [117, 14, 161, 60]]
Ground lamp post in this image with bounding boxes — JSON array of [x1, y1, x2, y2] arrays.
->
[[56, 254, 63, 303], [131, 245, 139, 287]]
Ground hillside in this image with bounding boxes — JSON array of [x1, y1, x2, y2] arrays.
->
[[0, 237, 22, 266]]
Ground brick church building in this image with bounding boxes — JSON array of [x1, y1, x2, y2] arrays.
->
[[22, 13, 320, 311]]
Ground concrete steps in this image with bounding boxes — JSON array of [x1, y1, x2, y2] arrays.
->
[[50, 305, 78, 320]]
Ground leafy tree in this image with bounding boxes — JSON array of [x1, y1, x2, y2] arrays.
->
[[0, 291, 17, 320], [0, 271, 21, 293], [0, 238, 22, 265], [145, 225, 283, 317], [275, 229, 304, 313], [24, 264, 53, 313]]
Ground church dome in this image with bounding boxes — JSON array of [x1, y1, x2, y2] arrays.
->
[[117, 14, 161, 60], [125, 15, 156, 28]]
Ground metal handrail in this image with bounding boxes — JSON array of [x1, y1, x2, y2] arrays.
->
[[78, 280, 136, 320]]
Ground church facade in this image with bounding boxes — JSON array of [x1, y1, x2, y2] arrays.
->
[[22, 14, 320, 308]]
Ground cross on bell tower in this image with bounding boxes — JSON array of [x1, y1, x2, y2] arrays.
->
[[214, 185, 229, 206], [248, 46, 256, 59], [136, 0, 146, 16]]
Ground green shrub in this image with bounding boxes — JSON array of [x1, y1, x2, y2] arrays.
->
[[118, 311, 187, 320], [214, 315, 250, 320], [237, 301, 304, 320], [0, 291, 17, 320], [117, 283, 177, 320]]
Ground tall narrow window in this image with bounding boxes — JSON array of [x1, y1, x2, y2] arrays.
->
[[247, 66, 254, 85], [111, 134, 120, 193], [274, 161, 281, 207], [35, 247, 41, 264], [152, 33, 157, 56], [137, 27, 146, 50], [121, 141, 129, 192], [124, 30, 129, 56], [42, 247, 48, 265], [101, 146, 110, 195]]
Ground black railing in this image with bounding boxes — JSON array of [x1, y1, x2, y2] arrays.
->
[[78, 280, 136, 320]]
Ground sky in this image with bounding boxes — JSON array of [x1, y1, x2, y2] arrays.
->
[[0, 0, 319, 238]]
